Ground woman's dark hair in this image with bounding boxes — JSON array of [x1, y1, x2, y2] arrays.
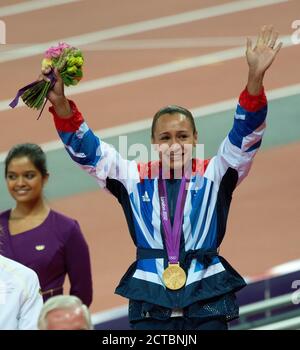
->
[[5, 143, 48, 178], [151, 105, 197, 138]]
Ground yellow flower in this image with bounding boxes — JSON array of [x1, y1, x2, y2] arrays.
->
[[41, 58, 52, 69], [75, 57, 84, 67], [67, 57, 77, 67], [67, 66, 78, 74]]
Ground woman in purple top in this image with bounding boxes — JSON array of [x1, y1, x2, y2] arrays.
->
[[0, 143, 93, 306]]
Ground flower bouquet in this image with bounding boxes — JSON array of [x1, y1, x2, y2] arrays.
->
[[9, 42, 84, 118]]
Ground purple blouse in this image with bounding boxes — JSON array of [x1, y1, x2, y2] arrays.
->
[[0, 209, 93, 307]]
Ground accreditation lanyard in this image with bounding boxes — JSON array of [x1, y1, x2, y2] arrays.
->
[[158, 176, 188, 265]]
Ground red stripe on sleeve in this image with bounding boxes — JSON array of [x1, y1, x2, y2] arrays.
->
[[239, 87, 267, 112], [49, 100, 84, 133], [192, 158, 210, 176]]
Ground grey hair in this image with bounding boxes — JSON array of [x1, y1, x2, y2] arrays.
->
[[38, 295, 93, 330]]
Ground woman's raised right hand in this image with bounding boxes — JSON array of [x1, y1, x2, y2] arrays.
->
[[40, 67, 72, 118]]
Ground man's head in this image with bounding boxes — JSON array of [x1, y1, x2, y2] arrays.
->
[[38, 295, 93, 330]]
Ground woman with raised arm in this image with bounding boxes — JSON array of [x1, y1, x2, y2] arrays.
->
[[44, 25, 281, 330]]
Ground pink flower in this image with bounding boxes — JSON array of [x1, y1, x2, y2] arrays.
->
[[45, 42, 71, 59], [58, 42, 71, 50]]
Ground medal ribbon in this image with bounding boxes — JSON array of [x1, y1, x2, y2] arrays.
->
[[158, 174, 189, 265]]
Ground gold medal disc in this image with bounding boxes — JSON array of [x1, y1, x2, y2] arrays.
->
[[162, 263, 186, 290]]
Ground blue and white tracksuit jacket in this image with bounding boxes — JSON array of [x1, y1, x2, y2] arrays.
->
[[50, 87, 267, 316]]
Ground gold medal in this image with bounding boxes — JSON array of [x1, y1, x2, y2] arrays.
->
[[162, 263, 186, 290]]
